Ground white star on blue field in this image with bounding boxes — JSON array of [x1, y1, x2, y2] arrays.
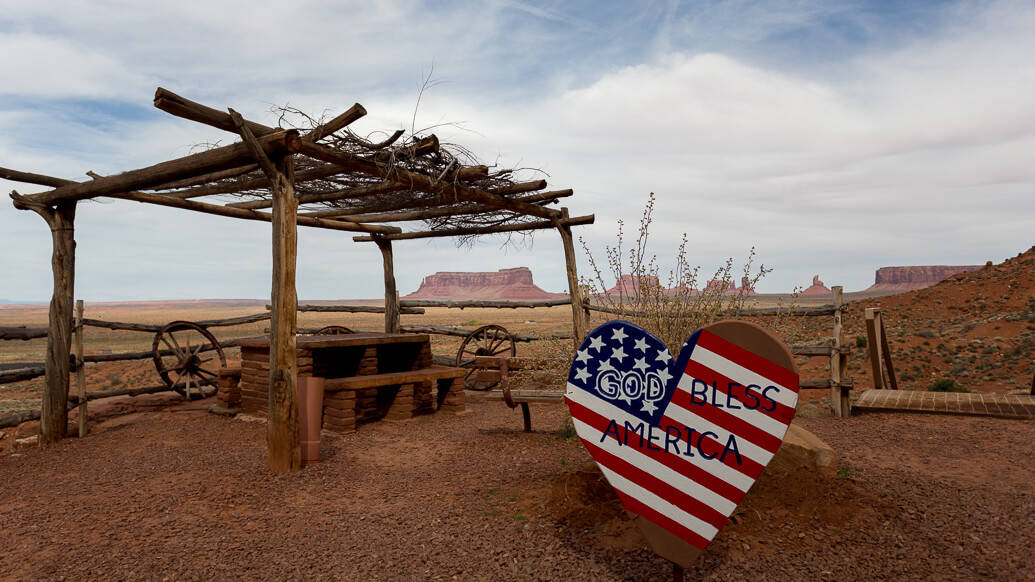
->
[[568, 321, 676, 423]]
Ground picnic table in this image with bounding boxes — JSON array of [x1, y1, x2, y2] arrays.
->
[[234, 333, 467, 432]]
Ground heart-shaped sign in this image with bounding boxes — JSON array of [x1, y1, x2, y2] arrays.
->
[[565, 319, 799, 566]]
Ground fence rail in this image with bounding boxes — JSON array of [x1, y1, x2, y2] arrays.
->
[[583, 303, 839, 318], [0, 326, 49, 341], [399, 298, 571, 309], [0, 384, 174, 429]]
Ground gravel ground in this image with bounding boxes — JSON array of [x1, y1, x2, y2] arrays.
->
[[0, 397, 1032, 581]]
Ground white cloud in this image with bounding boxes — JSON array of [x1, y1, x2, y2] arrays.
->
[[1, 1, 1033, 301]]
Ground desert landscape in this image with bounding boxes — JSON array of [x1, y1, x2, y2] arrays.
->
[[2, 4, 1034, 579], [2, 248, 1033, 580]]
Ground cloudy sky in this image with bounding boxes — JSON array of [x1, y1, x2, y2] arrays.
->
[[1, 0, 1032, 301]]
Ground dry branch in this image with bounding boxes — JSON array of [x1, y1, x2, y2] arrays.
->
[[353, 214, 594, 241], [287, 138, 561, 220]]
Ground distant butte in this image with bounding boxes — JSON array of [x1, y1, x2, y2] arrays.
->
[[403, 267, 566, 301], [801, 275, 831, 295], [864, 265, 985, 293]]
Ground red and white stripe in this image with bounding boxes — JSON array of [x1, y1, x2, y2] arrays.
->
[[566, 330, 798, 551]]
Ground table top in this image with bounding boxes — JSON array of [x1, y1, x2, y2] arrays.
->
[[236, 332, 431, 349]]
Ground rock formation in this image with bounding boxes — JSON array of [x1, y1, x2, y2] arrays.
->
[[801, 275, 831, 296], [403, 267, 565, 301], [864, 265, 984, 293], [604, 275, 663, 296]]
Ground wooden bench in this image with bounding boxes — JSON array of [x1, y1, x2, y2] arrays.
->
[[321, 366, 467, 430], [475, 356, 565, 432]]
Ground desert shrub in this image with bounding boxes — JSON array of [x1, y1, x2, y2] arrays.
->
[[855, 335, 867, 348], [928, 378, 968, 393], [578, 192, 774, 353]]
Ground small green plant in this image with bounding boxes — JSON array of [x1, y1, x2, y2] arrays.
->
[[559, 457, 568, 466], [855, 335, 867, 348], [837, 466, 854, 479], [558, 416, 577, 440], [929, 378, 968, 393], [462, 319, 479, 326], [514, 514, 527, 521]]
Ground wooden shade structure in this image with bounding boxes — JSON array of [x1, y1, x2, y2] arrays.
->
[[2, 88, 592, 471]]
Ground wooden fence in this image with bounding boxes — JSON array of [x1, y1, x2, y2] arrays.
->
[[1, 287, 855, 429]]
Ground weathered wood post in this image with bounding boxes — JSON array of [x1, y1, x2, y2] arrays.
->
[[829, 286, 849, 417], [267, 154, 300, 471], [374, 236, 401, 334], [229, 107, 301, 472], [12, 199, 78, 445], [556, 208, 587, 348], [865, 308, 885, 389], [75, 299, 87, 438]]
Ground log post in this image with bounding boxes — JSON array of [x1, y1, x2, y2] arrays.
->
[[75, 299, 87, 437], [374, 236, 400, 334], [864, 308, 885, 389], [20, 201, 77, 445], [266, 155, 300, 471], [556, 208, 587, 348], [227, 107, 301, 471], [829, 286, 848, 417]]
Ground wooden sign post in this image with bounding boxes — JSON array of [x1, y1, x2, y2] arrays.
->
[[565, 319, 799, 568]]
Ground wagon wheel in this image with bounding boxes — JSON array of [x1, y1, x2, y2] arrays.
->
[[316, 325, 354, 335], [152, 321, 226, 400], [455, 324, 516, 390]]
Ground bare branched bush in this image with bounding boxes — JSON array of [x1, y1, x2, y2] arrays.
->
[[517, 192, 782, 392], [579, 192, 771, 353]]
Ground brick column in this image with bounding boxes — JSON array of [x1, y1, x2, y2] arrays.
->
[[438, 377, 467, 414], [385, 383, 415, 421], [322, 390, 356, 433]]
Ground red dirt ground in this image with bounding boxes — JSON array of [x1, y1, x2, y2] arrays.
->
[[1, 395, 1032, 581]]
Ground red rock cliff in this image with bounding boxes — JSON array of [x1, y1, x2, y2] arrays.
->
[[403, 267, 566, 300], [865, 265, 984, 292]]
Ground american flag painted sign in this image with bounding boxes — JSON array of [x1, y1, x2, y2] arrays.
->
[[565, 320, 799, 555]]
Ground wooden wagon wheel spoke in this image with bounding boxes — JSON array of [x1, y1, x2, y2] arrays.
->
[[455, 325, 516, 390], [161, 335, 185, 359], [152, 320, 227, 400], [195, 368, 218, 379]]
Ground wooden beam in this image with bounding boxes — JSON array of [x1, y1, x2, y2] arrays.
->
[[374, 237, 400, 333], [303, 104, 368, 142], [323, 188, 574, 223], [287, 138, 562, 220], [556, 208, 587, 346], [113, 186, 401, 234], [267, 154, 301, 472], [353, 214, 594, 242], [0, 166, 70, 188], [11, 168, 398, 234], [155, 87, 277, 137], [148, 163, 258, 191], [154, 87, 366, 143], [162, 163, 347, 199], [15, 130, 297, 206], [227, 180, 405, 210]]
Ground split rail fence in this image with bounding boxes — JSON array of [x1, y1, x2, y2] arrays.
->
[[1, 285, 855, 430]]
